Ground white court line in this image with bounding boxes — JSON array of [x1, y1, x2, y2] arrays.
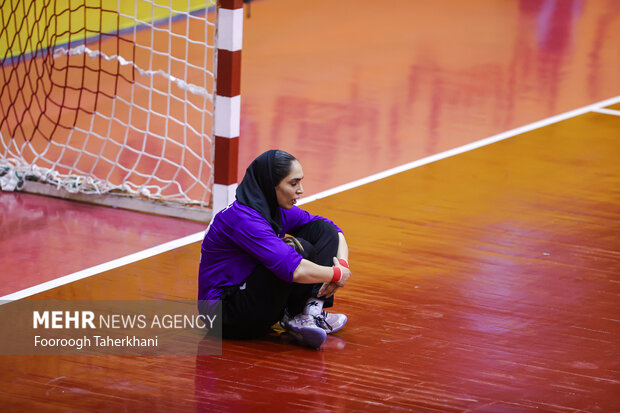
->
[[592, 108, 620, 117], [299, 94, 620, 204], [0, 233, 205, 302], [2, 94, 620, 302]]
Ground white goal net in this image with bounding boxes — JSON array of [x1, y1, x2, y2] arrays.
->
[[0, 0, 217, 219]]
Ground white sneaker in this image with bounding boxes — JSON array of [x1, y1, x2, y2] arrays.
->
[[280, 313, 327, 349], [314, 311, 347, 334]]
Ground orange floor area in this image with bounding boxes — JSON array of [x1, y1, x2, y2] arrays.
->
[[238, 0, 620, 193], [1, 111, 618, 411]]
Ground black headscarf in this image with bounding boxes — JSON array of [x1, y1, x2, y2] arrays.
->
[[236, 150, 282, 234]]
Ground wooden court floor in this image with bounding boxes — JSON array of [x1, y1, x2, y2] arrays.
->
[[1, 108, 618, 411], [1, 0, 620, 411], [3, 0, 620, 295]]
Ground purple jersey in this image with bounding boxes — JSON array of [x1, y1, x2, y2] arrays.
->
[[198, 201, 342, 301]]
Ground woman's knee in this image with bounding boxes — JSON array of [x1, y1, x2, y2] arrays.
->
[[295, 219, 339, 244], [317, 220, 339, 241], [294, 237, 317, 261]]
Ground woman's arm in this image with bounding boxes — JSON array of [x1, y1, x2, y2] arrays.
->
[[337, 232, 349, 261], [316, 232, 350, 298], [292, 258, 350, 286]]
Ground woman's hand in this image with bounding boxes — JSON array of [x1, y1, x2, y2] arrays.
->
[[318, 282, 338, 298], [333, 256, 351, 287], [318, 257, 351, 298], [292, 256, 351, 287]]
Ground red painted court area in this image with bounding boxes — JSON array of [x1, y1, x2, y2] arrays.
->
[[1, 0, 620, 411], [0, 191, 205, 296]]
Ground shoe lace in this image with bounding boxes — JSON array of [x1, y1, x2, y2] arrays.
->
[[313, 311, 332, 331]]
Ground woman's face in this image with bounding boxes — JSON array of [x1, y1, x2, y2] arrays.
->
[[275, 160, 304, 209]]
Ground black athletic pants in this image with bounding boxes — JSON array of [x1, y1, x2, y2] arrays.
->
[[219, 220, 339, 339]]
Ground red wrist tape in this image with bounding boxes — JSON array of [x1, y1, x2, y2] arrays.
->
[[332, 266, 342, 283], [338, 258, 349, 268]]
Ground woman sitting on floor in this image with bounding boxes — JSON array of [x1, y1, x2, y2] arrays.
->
[[198, 149, 351, 348]]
